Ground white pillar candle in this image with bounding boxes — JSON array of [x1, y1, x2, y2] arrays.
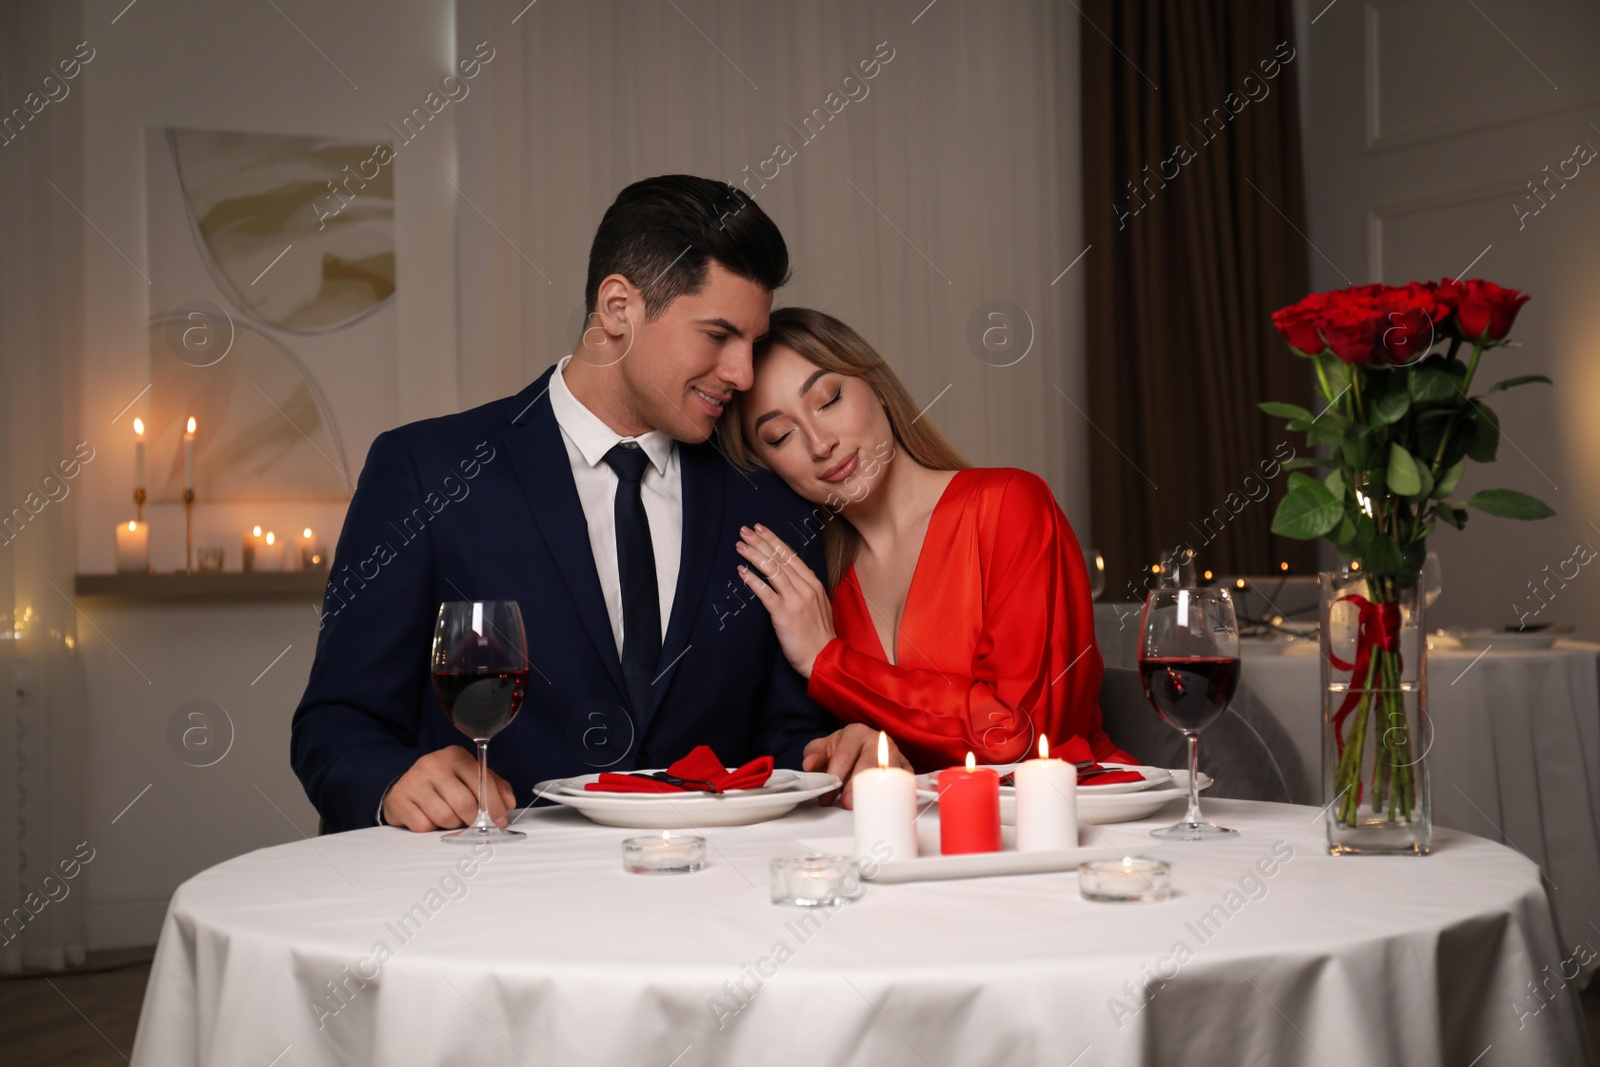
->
[[114, 520, 149, 573], [851, 731, 919, 861], [132, 418, 146, 491], [183, 416, 197, 490], [254, 531, 284, 572], [1013, 736, 1078, 851]]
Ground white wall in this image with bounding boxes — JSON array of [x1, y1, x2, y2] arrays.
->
[[76, 0, 460, 947], [1298, 0, 1600, 640]]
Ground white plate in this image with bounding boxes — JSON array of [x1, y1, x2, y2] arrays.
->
[[916, 771, 1211, 824], [558, 768, 803, 798], [794, 820, 1161, 883], [1453, 629, 1561, 651], [914, 763, 1173, 797], [532, 771, 842, 828]]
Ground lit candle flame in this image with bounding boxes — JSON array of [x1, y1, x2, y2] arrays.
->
[[186, 416, 197, 434], [965, 751, 976, 771], [1038, 735, 1049, 760], [265, 531, 276, 546], [877, 730, 889, 770], [1203, 569, 1213, 581], [127, 520, 137, 532], [1235, 578, 1246, 589], [1122, 856, 1134, 873], [252, 525, 262, 537], [132, 418, 144, 436], [302, 527, 313, 539]]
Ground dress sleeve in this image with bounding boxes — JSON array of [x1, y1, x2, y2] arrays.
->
[[806, 471, 1134, 768]]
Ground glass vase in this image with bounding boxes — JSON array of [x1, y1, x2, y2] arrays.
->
[[1319, 568, 1432, 855]]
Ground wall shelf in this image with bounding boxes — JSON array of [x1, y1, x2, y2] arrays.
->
[[74, 570, 328, 604]]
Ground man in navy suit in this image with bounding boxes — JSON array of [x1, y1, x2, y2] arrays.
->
[[292, 175, 905, 833]]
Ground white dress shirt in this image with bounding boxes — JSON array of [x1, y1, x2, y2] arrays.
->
[[547, 353, 682, 655]]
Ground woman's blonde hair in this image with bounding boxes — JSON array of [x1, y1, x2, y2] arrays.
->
[[717, 307, 969, 587]]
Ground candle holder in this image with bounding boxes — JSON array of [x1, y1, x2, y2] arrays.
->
[[183, 488, 195, 573], [133, 487, 146, 523], [621, 833, 706, 875], [1079, 857, 1172, 903], [770, 854, 862, 907]]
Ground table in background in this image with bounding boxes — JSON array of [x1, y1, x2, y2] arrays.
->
[[132, 799, 1591, 1066], [1240, 638, 1600, 978]]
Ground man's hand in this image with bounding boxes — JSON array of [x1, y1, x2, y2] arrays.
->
[[802, 723, 912, 810], [382, 746, 516, 832]]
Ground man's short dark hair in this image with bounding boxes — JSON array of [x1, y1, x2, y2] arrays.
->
[[585, 175, 790, 321]]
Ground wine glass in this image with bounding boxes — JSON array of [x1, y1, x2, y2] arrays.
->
[[1138, 588, 1241, 840], [432, 600, 529, 843]]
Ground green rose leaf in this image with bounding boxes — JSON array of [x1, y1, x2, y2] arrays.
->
[[1486, 374, 1552, 394], [1369, 388, 1411, 426], [1412, 366, 1463, 404], [1361, 536, 1404, 576], [1260, 401, 1314, 421], [1309, 419, 1345, 445], [1386, 443, 1422, 496], [1412, 456, 1435, 500], [1279, 457, 1330, 471], [1467, 403, 1500, 463], [1468, 489, 1555, 520], [1270, 472, 1344, 540], [1433, 458, 1465, 499]]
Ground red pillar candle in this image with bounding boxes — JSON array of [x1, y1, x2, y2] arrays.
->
[[937, 752, 1001, 854]]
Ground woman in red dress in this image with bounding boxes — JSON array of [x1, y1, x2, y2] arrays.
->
[[719, 308, 1134, 773]]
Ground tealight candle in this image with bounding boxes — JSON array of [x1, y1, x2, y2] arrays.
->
[[769, 855, 861, 907], [936, 752, 1001, 855], [297, 528, 326, 570], [621, 832, 706, 875], [850, 731, 919, 861], [1079, 856, 1173, 903], [1014, 735, 1078, 852], [114, 520, 149, 573]]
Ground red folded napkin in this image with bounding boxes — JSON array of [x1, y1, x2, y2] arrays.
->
[[585, 745, 774, 794]]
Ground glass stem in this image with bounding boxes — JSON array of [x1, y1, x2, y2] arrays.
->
[[472, 739, 494, 832], [1185, 733, 1203, 827]]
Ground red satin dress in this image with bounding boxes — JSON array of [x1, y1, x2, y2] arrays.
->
[[806, 467, 1135, 772]]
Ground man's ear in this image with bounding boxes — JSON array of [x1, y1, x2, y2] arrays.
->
[[593, 274, 638, 340]]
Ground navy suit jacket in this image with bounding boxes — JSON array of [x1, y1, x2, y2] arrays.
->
[[291, 366, 839, 832]]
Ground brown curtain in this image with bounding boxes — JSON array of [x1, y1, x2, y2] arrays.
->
[[1081, 0, 1317, 598]]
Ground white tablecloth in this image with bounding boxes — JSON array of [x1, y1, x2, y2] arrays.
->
[[1240, 639, 1600, 977], [132, 799, 1591, 1066]]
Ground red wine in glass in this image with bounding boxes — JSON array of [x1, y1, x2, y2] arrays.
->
[[432, 600, 530, 843], [1138, 656, 1239, 733], [1138, 588, 1242, 841], [433, 669, 529, 740]]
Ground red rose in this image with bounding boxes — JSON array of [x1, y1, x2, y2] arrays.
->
[[1320, 295, 1383, 365], [1440, 278, 1530, 341], [1376, 284, 1444, 364], [1272, 292, 1331, 354]]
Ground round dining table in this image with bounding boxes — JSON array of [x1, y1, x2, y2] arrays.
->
[[131, 797, 1592, 1066]]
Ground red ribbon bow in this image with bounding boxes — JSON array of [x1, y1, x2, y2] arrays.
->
[[1327, 595, 1402, 757]]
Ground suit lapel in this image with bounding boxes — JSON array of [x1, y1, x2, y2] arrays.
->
[[640, 441, 724, 735], [503, 368, 628, 702]]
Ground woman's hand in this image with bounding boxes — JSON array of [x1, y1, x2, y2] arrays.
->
[[735, 524, 835, 678]]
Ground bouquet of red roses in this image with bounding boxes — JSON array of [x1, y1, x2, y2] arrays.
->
[[1262, 277, 1551, 830]]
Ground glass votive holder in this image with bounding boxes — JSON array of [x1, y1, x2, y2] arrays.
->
[[196, 547, 225, 572], [1079, 857, 1173, 903], [770, 854, 862, 907], [622, 833, 706, 875]]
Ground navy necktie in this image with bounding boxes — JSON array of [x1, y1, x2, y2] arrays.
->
[[603, 443, 661, 719]]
